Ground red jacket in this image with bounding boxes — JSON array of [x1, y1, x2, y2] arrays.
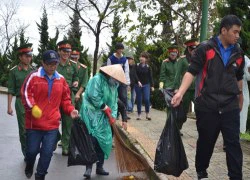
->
[[21, 67, 74, 130]]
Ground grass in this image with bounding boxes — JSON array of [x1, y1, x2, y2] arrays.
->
[[240, 132, 250, 141]]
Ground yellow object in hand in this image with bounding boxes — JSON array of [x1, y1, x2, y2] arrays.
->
[[159, 82, 164, 89], [129, 176, 134, 180], [32, 105, 42, 119]]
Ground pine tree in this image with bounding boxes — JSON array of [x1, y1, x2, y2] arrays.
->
[[48, 28, 59, 51], [67, 9, 91, 74], [19, 29, 29, 46], [102, 10, 124, 63], [217, 0, 250, 55], [35, 6, 49, 66]]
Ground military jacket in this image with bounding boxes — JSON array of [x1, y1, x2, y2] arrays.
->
[[56, 59, 79, 88], [174, 56, 195, 90], [8, 63, 34, 97], [159, 58, 177, 89]]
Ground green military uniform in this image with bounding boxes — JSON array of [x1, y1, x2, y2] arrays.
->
[[173, 55, 195, 129], [70, 60, 89, 110], [173, 38, 199, 130], [56, 59, 78, 153], [8, 63, 34, 156], [159, 59, 178, 89]]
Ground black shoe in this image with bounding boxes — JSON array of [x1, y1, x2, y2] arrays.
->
[[84, 165, 92, 179], [127, 116, 131, 120], [25, 164, 34, 178], [180, 132, 183, 136], [96, 168, 109, 176], [35, 173, 45, 180], [197, 171, 208, 179]]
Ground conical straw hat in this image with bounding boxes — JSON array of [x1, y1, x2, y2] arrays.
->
[[100, 64, 127, 85]]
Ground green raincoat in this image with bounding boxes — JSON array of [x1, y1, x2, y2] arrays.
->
[[80, 73, 118, 159]]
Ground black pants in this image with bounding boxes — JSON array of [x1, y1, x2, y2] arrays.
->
[[90, 136, 104, 169], [118, 99, 127, 121], [118, 84, 127, 109], [195, 109, 242, 180]]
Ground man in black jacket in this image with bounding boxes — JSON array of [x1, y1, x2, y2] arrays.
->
[[172, 15, 244, 180]]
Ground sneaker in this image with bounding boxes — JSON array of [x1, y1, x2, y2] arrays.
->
[[146, 116, 151, 120], [197, 171, 208, 179]]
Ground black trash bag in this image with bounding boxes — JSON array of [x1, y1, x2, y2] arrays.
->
[[68, 119, 98, 166], [161, 89, 186, 127], [154, 106, 189, 177]]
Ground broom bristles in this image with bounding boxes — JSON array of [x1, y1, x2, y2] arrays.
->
[[112, 124, 149, 173]]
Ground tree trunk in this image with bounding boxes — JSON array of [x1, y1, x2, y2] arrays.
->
[[92, 33, 100, 75]]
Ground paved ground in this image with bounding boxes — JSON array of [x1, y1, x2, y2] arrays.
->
[[0, 93, 147, 180], [121, 107, 250, 180], [1, 85, 250, 180]]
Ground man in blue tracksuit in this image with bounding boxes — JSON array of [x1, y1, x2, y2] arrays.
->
[[172, 15, 244, 180], [107, 43, 130, 120]]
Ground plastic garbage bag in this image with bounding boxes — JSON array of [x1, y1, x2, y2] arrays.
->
[[68, 119, 98, 166], [161, 89, 186, 127], [154, 94, 188, 176]]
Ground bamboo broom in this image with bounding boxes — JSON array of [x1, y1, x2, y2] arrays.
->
[[107, 113, 150, 173]]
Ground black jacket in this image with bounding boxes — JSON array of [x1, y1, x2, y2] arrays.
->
[[188, 37, 244, 113], [129, 64, 137, 88], [135, 63, 154, 86]]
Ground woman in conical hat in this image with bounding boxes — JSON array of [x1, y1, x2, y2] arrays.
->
[[80, 64, 126, 179]]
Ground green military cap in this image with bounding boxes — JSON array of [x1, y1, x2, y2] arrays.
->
[[167, 45, 179, 53], [184, 38, 199, 49], [16, 43, 33, 55], [57, 40, 72, 52], [71, 47, 81, 58]]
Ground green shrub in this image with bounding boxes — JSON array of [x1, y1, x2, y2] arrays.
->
[[150, 89, 166, 111]]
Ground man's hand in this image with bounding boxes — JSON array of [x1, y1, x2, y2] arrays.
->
[[171, 91, 183, 107], [151, 87, 154, 91], [238, 93, 243, 111], [70, 109, 79, 119], [7, 107, 13, 116], [122, 122, 127, 130], [75, 94, 80, 102], [138, 81, 142, 87], [72, 81, 79, 88]]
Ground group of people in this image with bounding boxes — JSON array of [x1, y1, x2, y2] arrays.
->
[[6, 14, 250, 180]]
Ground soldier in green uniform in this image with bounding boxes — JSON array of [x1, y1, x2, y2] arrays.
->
[[159, 46, 179, 90], [7, 43, 34, 158], [56, 40, 79, 155], [173, 38, 199, 132], [70, 48, 89, 111]]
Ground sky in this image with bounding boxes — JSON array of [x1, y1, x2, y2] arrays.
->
[[1, 0, 112, 55]]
